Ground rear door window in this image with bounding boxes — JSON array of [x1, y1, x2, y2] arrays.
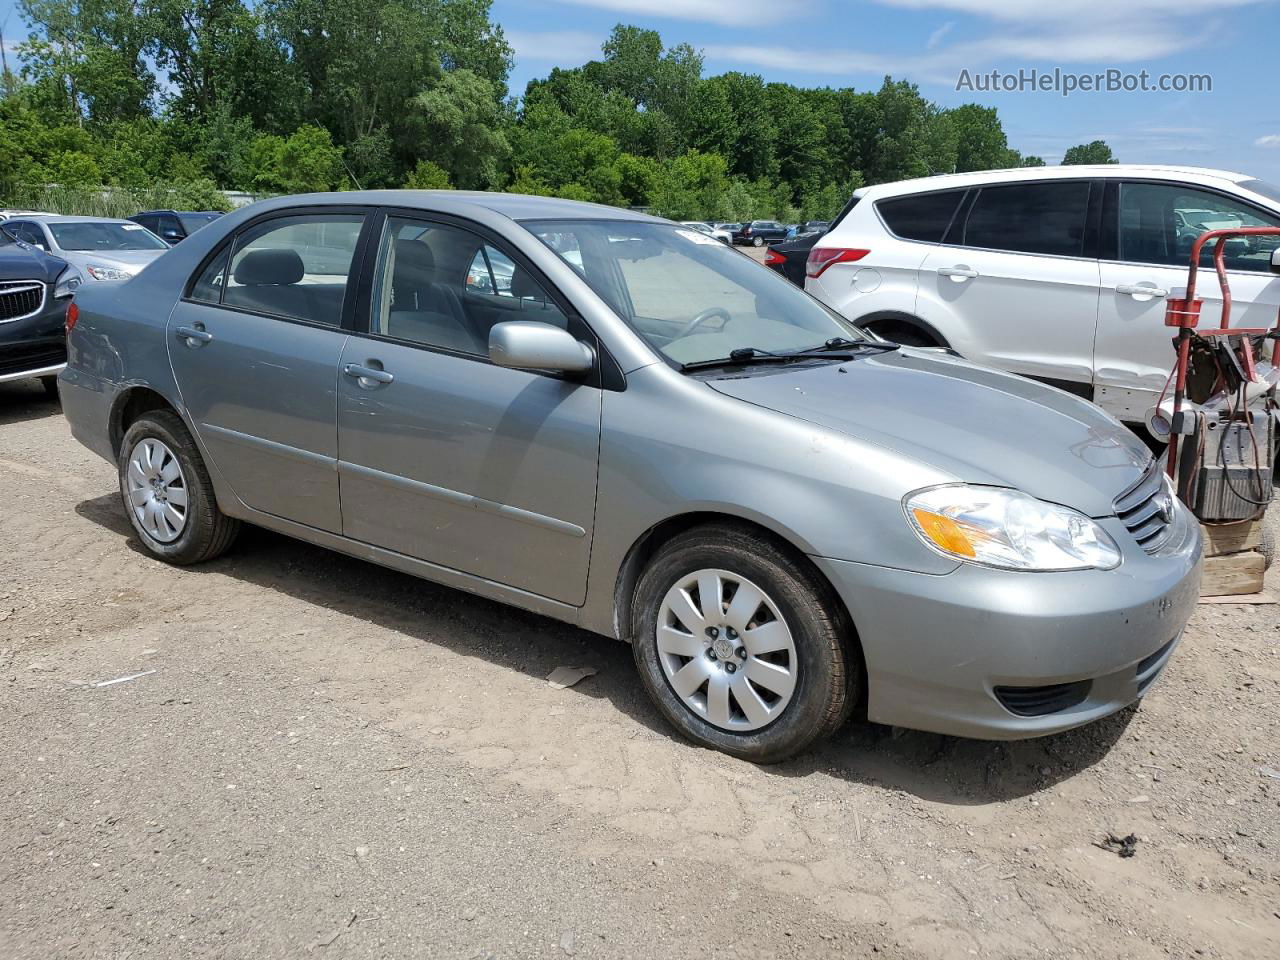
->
[[962, 181, 1091, 257], [877, 190, 965, 243], [222, 214, 364, 326]]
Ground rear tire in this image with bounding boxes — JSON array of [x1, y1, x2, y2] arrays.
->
[[752, 236, 763, 247], [630, 524, 859, 763], [118, 411, 240, 565], [40, 375, 59, 400]]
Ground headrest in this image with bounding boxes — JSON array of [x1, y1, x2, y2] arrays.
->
[[234, 248, 304, 286], [510, 267, 542, 300], [394, 239, 435, 272]]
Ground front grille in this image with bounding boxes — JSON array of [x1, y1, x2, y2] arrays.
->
[[994, 680, 1092, 717], [0, 344, 65, 378], [1114, 461, 1173, 553], [0, 280, 46, 322]]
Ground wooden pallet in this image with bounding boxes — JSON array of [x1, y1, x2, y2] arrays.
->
[[1200, 517, 1267, 597]]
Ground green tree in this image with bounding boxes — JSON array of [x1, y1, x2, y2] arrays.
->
[[402, 69, 509, 189], [402, 159, 451, 189], [1062, 140, 1116, 165], [947, 104, 1018, 172], [19, 0, 156, 121], [249, 124, 344, 193]]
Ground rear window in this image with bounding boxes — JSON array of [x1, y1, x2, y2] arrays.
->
[[877, 190, 965, 243], [963, 181, 1090, 257]]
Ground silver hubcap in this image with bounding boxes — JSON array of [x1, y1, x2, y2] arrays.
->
[[656, 569, 798, 733], [125, 438, 188, 544]]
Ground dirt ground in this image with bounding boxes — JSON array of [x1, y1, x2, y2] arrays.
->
[[1, 377, 1278, 960]]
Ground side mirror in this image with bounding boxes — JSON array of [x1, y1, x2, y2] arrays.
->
[[1271, 247, 1280, 275], [161, 230, 182, 243], [489, 321, 594, 374]]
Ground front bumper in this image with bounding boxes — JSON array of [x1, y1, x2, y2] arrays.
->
[[813, 507, 1202, 740], [1, 294, 68, 384]]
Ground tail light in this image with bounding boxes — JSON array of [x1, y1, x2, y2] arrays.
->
[[764, 248, 786, 266], [806, 247, 870, 279], [65, 301, 79, 334]]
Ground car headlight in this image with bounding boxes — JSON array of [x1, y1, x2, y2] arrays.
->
[[905, 485, 1122, 571], [84, 264, 133, 281], [53, 267, 82, 298]]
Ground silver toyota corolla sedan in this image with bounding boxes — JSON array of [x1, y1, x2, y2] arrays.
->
[[59, 192, 1202, 762]]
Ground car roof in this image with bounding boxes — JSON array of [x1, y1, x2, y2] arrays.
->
[[249, 190, 666, 224], [853, 164, 1257, 199], [21, 215, 139, 224]]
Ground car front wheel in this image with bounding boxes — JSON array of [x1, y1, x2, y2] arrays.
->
[[752, 236, 763, 247], [631, 524, 859, 763], [118, 411, 240, 565]]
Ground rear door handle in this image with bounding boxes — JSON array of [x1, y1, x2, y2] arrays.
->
[[1116, 283, 1169, 299], [937, 266, 978, 280], [343, 363, 394, 387], [175, 325, 213, 347]]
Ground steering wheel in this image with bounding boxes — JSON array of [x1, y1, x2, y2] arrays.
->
[[676, 306, 732, 339]]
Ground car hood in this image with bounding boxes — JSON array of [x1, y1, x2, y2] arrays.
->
[[0, 243, 68, 283], [61, 249, 164, 272], [707, 348, 1153, 517]]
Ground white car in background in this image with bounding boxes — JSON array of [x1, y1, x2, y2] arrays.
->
[[806, 165, 1280, 423], [680, 221, 732, 244], [0, 215, 169, 283]]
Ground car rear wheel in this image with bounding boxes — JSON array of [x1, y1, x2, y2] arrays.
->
[[631, 524, 858, 763], [118, 411, 240, 565], [752, 236, 763, 247], [40, 376, 59, 400]]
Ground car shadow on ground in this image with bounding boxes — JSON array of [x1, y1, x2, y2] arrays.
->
[[0, 380, 61, 426], [76, 491, 1134, 806]]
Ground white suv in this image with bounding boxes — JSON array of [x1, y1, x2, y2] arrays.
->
[[806, 165, 1280, 422]]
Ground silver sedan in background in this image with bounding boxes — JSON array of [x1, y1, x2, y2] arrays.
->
[[58, 191, 1201, 762], [1, 215, 169, 283]]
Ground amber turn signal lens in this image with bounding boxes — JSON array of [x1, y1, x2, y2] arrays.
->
[[910, 508, 976, 558]]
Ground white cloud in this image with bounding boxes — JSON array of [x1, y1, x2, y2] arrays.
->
[[704, 23, 1196, 82], [505, 29, 603, 64], [548, 0, 795, 27], [927, 22, 955, 49], [1256, 134, 1280, 148], [876, 0, 1267, 23]]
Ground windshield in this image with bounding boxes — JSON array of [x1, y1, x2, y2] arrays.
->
[[178, 213, 221, 233], [49, 221, 168, 252], [526, 219, 865, 366]]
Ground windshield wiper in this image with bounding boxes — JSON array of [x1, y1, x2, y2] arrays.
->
[[682, 345, 852, 372], [791, 337, 900, 355]]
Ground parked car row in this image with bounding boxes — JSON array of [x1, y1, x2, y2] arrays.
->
[[53, 190, 1201, 763], [0, 209, 223, 390]]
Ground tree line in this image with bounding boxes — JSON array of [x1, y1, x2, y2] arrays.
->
[[0, 0, 1118, 221]]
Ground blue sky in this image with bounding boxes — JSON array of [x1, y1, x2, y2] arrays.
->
[[4, 0, 1279, 180]]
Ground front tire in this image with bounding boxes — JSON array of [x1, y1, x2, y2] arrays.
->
[[752, 236, 763, 247], [631, 524, 859, 763], [118, 411, 240, 565]]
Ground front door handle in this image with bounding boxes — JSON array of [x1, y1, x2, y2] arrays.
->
[[1116, 283, 1169, 299], [343, 363, 394, 388], [175, 324, 213, 347], [937, 266, 978, 280]]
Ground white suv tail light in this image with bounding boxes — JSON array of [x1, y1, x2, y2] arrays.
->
[[806, 247, 869, 279]]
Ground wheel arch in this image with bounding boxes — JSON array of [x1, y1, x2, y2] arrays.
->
[[852, 310, 950, 348], [109, 385, 184, 458], [611, 511, 866, 681]]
